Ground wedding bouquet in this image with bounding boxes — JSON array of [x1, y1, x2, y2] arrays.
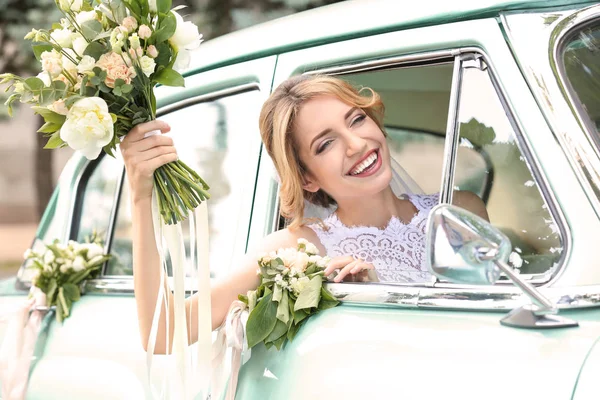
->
[[240, 239, 339, 350], [0, 0, 209, 224], [24, 232, 110, 322]]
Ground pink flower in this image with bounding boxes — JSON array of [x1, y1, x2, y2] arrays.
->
[[147, 45, 158, 58], [95, 52, 136, 88], [138, 24, 152, 40], [121, 16, 138, 32]]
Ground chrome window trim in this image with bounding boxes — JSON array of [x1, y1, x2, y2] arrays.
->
[[82, 277, 600, 311], [300, 47, 569, 286], [99, 83, 262, 279]]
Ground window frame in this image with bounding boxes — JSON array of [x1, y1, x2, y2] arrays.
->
[[295, 46, 569, 287]]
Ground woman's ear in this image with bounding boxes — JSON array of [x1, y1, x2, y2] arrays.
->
[[302, 174, 320, 193]]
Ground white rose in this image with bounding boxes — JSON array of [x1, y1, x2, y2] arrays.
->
[[169, 11, 202, 71], [60, 263, 72, 274], [51, 28, 73, 48], [73, 256, 86, 271], [139, 55, 156, 77], [77, 55, 96, 74], [36, 72, 52, 87], [84, 243, 104, 260], [60, 97, 114, 159], [44, 250, 55, 264], [76, 10, 98, 26], [72, 33, 89, 56], [41, 51, 63, 77], [60, 18, 71, 29], [59, 0, 82, 12], [61, 49, 78, 77], [23, 249, 34, 259]]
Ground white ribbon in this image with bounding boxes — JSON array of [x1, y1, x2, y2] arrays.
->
[[0, 289, 47, 400], [147, 190, 213, 400]]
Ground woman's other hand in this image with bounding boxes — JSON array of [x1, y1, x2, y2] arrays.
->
[[323, 256, 377, 283], [120, 120, 176, 204]]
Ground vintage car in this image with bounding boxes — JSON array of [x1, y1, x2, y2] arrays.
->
[[1, 0, 600, 398]]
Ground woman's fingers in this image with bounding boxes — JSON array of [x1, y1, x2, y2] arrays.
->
[[124, 120, 171, 143], [324, 256, 354, 276], [333, 260, 362, 283]]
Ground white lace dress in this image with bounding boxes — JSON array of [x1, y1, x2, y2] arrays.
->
[[309, 193, 439, 283]]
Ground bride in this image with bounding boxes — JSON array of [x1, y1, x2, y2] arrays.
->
[[119, 74, 489, 353]]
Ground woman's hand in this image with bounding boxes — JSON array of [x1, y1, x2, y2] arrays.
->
[[120, 120, 175, 204], [323, 256, 377, 283]]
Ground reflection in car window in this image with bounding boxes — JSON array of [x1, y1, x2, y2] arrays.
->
[[76, 155, 122, 244], [561, 20, 600, 135], [454, 65, 563, 276], [106, 90, 263, 277]]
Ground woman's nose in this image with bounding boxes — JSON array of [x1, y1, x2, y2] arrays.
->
[[345, 132, 368, 158]]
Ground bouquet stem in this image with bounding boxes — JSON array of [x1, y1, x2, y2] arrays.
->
[[154, 160, 210, 225]]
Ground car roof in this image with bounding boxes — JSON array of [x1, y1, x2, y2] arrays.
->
[[186, 0, 595, 75]]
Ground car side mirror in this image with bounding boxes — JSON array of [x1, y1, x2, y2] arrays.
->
[[426, 204, 578, 329]]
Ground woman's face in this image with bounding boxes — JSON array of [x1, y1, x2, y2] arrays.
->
[[293, 95, 392, 202]]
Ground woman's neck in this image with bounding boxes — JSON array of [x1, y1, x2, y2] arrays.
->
[[334, 187, 406, 229]]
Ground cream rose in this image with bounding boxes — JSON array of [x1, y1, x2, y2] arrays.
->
[[60, 97, 114, 160], [72, 33, 89, 56], [59, 0, 82, 12], [96, 51, 136, 88], [51, 28, 73, 48], [121, 16, 138, 32], [41, 50, 63, 77], [48, 99, 69, 116], [77, 55, 96, 74], [169, 11, 202, 71]]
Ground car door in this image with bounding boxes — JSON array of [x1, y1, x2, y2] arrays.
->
[[13, 56, 276, 400], [239, 14, 600, 400]]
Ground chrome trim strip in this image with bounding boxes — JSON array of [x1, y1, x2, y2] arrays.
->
[[65, 158, 91, 242], [101, 167, 125, 275], [157, 83, 260, 117], [304, 49, 458, 76], [439, 55, 463, 205]]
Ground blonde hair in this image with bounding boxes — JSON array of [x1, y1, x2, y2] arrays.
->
[[259, 74, 385, 229]]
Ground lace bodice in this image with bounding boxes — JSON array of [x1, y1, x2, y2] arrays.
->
[[309, 193, 439, 283]]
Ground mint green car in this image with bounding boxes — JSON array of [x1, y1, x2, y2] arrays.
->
[[2, 0, 600, 398]]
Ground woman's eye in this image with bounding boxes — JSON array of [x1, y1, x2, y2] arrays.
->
[[351, 114, 366, 126], [316, 139, 333, 154]]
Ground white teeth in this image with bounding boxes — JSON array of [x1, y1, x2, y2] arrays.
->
[[351, 152, 377, 175]]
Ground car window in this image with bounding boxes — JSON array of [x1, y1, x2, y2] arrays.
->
[[453, 63, 563, 276], [106, 90, 263, 278], [561, 19, 600, 136], [74, 155, 122, 244]]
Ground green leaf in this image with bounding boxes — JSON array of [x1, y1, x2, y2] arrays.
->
[[246, 293, 277, 349], [44, 131, 65, 149], [318, 287, 339, 311], [154, 42, 171, 68], [265, 319, 287, 344], [125, 0, 141, 17], [294, 276, 322, 311], [56, 299, 64, 323], [273, 335, 286, 351], [238, 293, 248, 305], [293, 308, 308, 325], [46, 279, 58, 304], [157, 0, 172, 15], [152, 12, 176, 44], [24, 77, 45, 91], [62, 283, 81, 302], [83, 42, 106, 61], [31, 106, 66, 125], [38, 121, 62, 134], [248, 290, 257, 312], [32, 44, 53, 61], [287, 319, 304, 342], [57, 287, 72, 322], [81, 20, 103, 41], [276, 290, 289, 324], [121, 84, 133, 94], [272, 283, 282, 302]]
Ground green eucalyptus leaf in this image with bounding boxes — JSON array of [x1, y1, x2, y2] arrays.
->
[[81, 20, 103, 41], [157, 0, 172, 15], [246, 293, 277, 348], [83, 42, 106, 61], [32, 44, 53, 61], [24, 77, 44, 91]]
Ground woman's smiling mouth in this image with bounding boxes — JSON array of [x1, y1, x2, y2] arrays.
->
[[347, 149, 382, 177]]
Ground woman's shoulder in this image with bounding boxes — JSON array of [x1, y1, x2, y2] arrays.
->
[[251, 225, 326, 257]]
